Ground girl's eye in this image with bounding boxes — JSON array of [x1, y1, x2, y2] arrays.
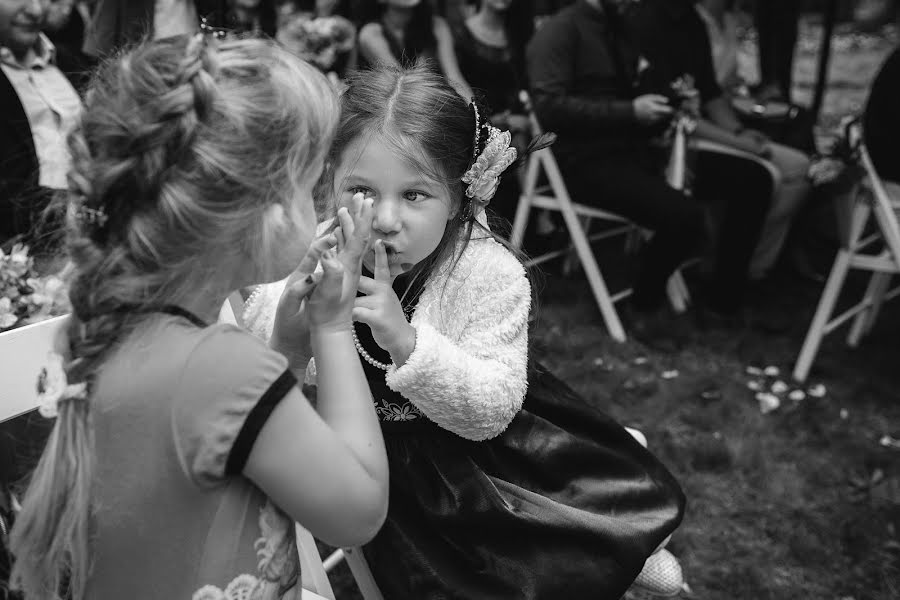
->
[[349, 186, 374, 198], [403, 191, 428, 203]]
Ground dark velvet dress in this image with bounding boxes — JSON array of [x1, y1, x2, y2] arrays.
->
[[354, 273, 686, 600]]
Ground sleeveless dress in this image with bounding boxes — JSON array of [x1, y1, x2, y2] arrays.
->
[[353, 272, 685, 600]]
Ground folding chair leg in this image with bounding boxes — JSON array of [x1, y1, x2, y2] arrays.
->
[[568, 221, 627, 341], [847, 271, 890, 346], [295, 524, 337, 600], [666, 271, 689, 314], [510, 155, 541, 249], [862, 272, 892, 338], [342, 546, 384, 600], [793, 250, 852, 382]]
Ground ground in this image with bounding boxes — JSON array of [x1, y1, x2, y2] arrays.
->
[[323, 17, 900, 600]]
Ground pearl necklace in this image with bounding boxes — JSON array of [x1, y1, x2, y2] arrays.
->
[[351, 326, 392, 371]]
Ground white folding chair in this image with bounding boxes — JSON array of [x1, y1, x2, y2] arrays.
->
[[510, 92, 690, 342], [793, 118, 900, 382], [0, 315, 69, 421]]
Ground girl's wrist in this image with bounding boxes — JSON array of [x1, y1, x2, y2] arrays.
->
[[387, 323, 417, 368]]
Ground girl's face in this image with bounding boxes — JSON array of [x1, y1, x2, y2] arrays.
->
[[267, 167, 319, 282], [333, 134, 456, 280]]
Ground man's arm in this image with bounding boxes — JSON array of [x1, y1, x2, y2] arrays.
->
[[526, 18, 637, 134]]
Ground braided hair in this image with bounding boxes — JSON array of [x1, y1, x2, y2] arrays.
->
[[9, 34, 338, 600]]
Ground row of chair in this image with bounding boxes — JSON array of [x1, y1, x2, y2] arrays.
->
[[511, 97, 897, 382]]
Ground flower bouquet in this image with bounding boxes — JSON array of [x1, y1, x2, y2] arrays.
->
[[276, 13, 356, 73], [0, 245, 69, 333]]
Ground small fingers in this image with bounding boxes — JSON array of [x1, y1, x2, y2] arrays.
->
[[357, 275, 376, 295], [373, 239, 390, 283]]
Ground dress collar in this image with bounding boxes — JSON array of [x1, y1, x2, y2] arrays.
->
[[0, 33, 56, 70]]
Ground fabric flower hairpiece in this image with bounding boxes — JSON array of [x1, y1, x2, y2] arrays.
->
[[36, 352, 87, 419], [461, 103, 518, 209]]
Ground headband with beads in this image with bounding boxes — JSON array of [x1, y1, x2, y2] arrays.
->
[[461, 100, 518, 206]]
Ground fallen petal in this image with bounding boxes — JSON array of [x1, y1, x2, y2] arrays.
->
[[770, 380, 789, 394], [807, 383, 827, 398], [745, 365, 763, 376], [840, 408, 849, 420], [661, 370, 679, 379], [633, 357, 649, 365], [764, 365, 780, 377], [788, 389, 806, 402], [879, 435, 900, 449], [747, 380, 763, 391], [756, 392, 780, 414]]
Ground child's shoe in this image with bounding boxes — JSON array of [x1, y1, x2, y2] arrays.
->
[[629, 548, 684, 597]]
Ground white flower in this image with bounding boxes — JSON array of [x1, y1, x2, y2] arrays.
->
[[461, 128, 518, 205], [0, 297, 17, 329], [35, 352, 86, 419]]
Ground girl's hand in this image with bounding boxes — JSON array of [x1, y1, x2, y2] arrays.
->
[[353, 240, 416, 366], [271, 232, 337, 366], [333, 192, 375, 288], [306, 248, 351, 332]]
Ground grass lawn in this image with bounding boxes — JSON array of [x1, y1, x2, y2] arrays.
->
[[325, 18, 899, 600]]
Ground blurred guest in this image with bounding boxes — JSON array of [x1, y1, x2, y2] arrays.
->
[[358, 0, 473, 99], [454, 0, 534, 224], [863, 44, 900, 184], [84, 0, 196, 56], [527, 0, 772, 337], [276, 0, 357, 79], [1, 0, 84, 248], [630, 0, 811, 282], [753, 0, 799, 103]]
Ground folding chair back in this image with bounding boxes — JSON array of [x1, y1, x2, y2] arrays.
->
[[510, 92, 689, 342], [0, 315, 69, 423], [792, 118, 900, 382]]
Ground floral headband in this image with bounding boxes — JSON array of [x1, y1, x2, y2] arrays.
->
[[461, 102, 518, 209]]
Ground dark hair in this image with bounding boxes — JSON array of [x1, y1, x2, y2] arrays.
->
[[320, 60, 526, 300], [375, 1, 437, 63]]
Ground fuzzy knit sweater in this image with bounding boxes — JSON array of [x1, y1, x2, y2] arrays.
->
[[242, 233, 531, 441]]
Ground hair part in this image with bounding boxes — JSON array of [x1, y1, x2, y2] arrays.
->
[[10, 33, 338, 600]]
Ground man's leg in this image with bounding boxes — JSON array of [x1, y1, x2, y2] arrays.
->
[[694, 150, 775, 312], [564, 158, 706, 312]]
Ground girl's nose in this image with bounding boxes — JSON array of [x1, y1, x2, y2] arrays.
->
[[372, 197, 402, 234]]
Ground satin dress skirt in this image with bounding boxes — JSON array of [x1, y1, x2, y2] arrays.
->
[[363, 361, 686, 600]]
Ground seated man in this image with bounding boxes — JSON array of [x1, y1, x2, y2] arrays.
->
[[1, 0, 84, 249], [632, 0, 812, 282], [526, 0, 772, 334]]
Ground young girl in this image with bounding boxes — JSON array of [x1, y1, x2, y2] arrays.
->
[[9, 34, 389, 600], [244, 62, 685, 598]]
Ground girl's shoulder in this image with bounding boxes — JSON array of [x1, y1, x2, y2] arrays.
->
[[450, 234, 527, 285]]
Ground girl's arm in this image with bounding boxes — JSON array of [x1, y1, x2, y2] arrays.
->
[[433, 16, 474, 101], [386, 242, 530, 441], [358, 22, 400, 67], [246, 199, 388, 548]]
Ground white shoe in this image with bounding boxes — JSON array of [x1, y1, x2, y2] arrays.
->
[[629, 548, 684, 597]]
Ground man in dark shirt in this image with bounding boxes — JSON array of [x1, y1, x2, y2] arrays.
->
[[526, 0, 772, 326]]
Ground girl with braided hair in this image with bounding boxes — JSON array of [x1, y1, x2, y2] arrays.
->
[[243, 61, 685, 599], [9, 33, 389, 600]]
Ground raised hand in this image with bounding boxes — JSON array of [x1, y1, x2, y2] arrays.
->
[[271, 231, 337, 365], [353, 239, 416, 367]]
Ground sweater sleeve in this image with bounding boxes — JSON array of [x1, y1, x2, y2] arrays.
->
[[385, 247, 530, 441]]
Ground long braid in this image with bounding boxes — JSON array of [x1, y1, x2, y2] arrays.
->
[[9, 35, 222, 600]]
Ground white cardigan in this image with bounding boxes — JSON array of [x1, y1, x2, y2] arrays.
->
[[242, 233, 531, 441]]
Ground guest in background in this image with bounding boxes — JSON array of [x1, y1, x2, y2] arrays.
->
[[630, 0, 811, 282], [527, 0, 772, 340], [1, 0, 84, 249], [276, 0, 358, 80], [753, 0, 799, 103], [454, 0, 534, 225], [863, 44, 900, 185], [358, 0, 473, 100]]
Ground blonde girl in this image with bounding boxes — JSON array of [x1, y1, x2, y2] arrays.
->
[[10, 33, 388, 600]]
